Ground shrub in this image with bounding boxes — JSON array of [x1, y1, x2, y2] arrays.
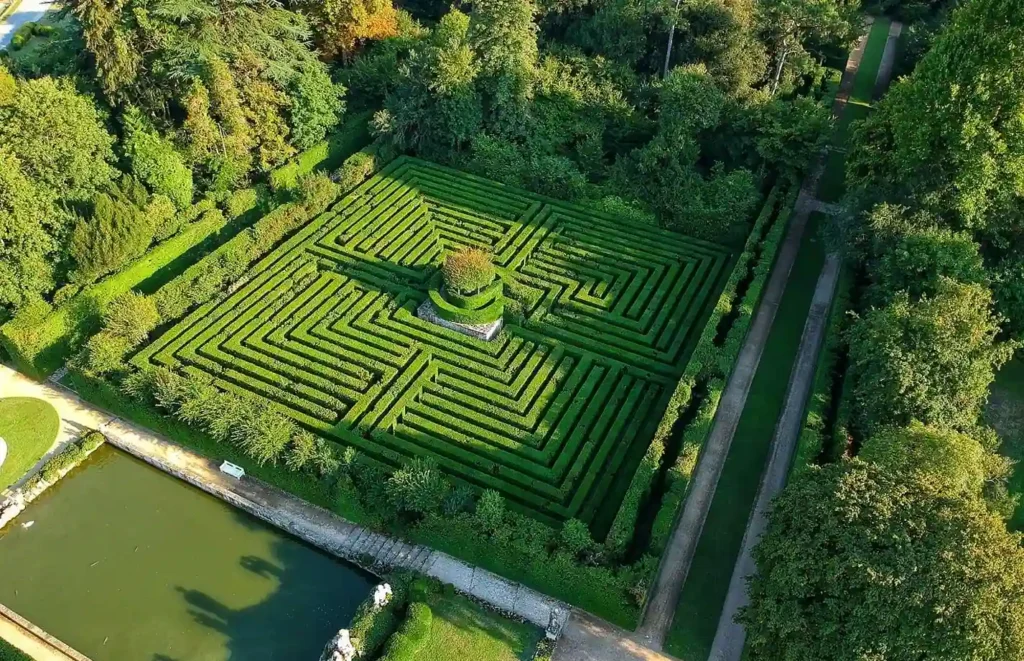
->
[[387, 458, 451, 517], [103, 291, 159, 344], [71, 179, 154, 283], [225, 187, 261, 219], [335, 149, 378, 191], [0, 65, 15, 105], [475, 489, 505, 533], [26, 430, 105, 491], [380, 603, 432, 661], [561, 518, 594, 557], [230, 404, 295, 465], [441, 247, 495, 294], [289, 63, 346, 150], [349, 576, 410, 658], [123, 108, 194, 209], [147, 194, 180, 241], [78, 331, 132, 375]]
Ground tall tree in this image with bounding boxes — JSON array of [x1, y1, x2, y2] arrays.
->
[[469, 0, 539, 132], [0, 149, 63, 312], [848, 278, 1014, 434], [297, 0, 399, 62], [757, 0, 860, 94], [0, 76, 115, 202], [741, 460, 1024, 661]]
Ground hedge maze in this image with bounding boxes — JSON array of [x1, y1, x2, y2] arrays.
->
[[135, 157, 731, 533]]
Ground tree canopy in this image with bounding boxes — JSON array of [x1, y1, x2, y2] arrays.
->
[[742, 460, 1024, 661]]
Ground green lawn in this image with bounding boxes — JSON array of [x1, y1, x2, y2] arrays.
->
[[0, 638, 33, 661], [0, 398, 60, 490], [664, 16, 896, 659], [988, 357, 1024, 530], [417, 591, 543, 661]]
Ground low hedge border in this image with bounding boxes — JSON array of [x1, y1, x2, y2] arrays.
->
[[790, 264, 854, 475]]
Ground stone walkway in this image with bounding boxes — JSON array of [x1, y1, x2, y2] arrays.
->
[[706, 20, 904, 661], [0, 365, 569, 632]]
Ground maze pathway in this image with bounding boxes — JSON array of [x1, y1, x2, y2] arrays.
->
[[135, 157, 732, 533]]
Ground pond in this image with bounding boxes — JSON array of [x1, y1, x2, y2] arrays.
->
[[0, 445, 375, 660]]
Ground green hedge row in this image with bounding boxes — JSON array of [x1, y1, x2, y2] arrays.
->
[[24, 430, 105, 492], [379, 602, 433, 661], [642, 190, 795, 559], [132, 156, 730, 528], [0, 208, 226, 378]]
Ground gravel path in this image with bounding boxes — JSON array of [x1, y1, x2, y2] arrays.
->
[[707, 20, 904, 661]]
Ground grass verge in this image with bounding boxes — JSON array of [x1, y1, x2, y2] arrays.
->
[[0, 397, 60, 490], [417, 590, 542, 661]]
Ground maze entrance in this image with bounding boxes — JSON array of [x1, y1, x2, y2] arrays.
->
[[136, 157, 732, 535]]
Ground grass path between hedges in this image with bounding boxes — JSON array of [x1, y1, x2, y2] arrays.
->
[[988, 357, 1024, 531], [662, 17, 894, 661]]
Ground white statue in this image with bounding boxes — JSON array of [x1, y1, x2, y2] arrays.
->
[[373, 583, 393, 609], [319, 628, 357, 661]]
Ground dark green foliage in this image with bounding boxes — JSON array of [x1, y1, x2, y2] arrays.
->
[[387, 458, 451, 517], [741, 460, 1024, 661], [70, 178, 154, 283], [288, 64, 347, 151], [848, 279, 1015, 434], [993, 255, 1024, 338], [348, 575, 411, 658], [123, 108, 194, 210], [560, 517, 593, 556]]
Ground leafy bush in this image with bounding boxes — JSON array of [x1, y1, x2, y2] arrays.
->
[[103, 291, 160, 344], [26, 430, 105, 491], [387, 458, 451, 517], [335, 149, 378, 191], [123, 107, 194, 209], [380, 602, 433, 661], [71, 178, 154, 283], [224, 187, 261, 219], [442, 247, 495, 293], [349, 575, 411, 658]]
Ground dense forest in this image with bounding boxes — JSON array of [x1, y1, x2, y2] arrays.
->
[[0, 0, 862, 319]]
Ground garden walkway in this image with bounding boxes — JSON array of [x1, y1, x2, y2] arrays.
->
[[0, 364, 570, 634], [0, 0, 54, 48], [630, 21, 877, 655], [707, 20, 904, 661]]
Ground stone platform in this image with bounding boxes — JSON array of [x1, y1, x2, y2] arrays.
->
[[417, 299, 503, 341]]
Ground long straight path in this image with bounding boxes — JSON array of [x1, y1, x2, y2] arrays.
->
[[631, 25, 875, 654], [707, 19, 904, 661], [0, 0, 54, 48]]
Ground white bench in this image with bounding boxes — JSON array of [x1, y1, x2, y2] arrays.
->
[[219, 461, 245, 479]]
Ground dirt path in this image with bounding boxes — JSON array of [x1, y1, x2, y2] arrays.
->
[[628, 26, 875, 654], [706, 20, 903, 661]]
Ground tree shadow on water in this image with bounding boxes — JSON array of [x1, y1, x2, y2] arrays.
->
[[174, 514, 375, 661]]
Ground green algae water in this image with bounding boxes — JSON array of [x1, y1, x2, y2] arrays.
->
[[0, 446, 375, 660]]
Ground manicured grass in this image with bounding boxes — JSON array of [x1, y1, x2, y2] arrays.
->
[[417, 591, 543, 661], [0, 397, 60, 490], [0, 638, 32, 661], [988, 357, 1024, 530], [664, 212, 829, 660]]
